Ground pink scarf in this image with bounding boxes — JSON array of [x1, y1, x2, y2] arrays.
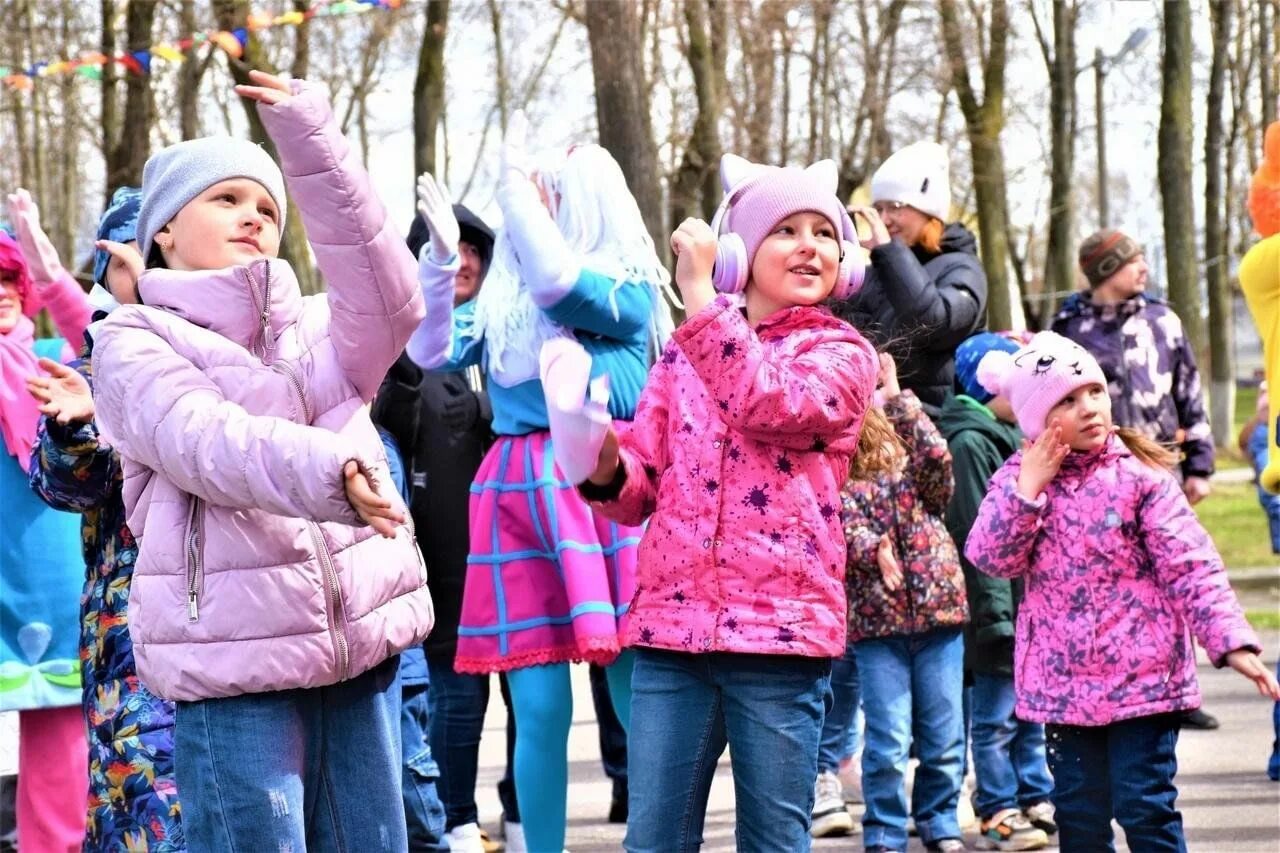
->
[[0, 315, 40, 472]]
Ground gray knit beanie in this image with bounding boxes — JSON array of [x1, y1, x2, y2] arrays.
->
[[138, 136, 287, 262]]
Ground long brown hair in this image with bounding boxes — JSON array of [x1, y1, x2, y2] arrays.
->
[[848, 406, 903, 479], [1115, 426, 1178, 471]]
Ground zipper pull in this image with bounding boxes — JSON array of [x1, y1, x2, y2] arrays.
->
[[188, 593, 199, 622]]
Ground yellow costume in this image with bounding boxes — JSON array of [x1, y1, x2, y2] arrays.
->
[[1240, 121, 1280, 492]]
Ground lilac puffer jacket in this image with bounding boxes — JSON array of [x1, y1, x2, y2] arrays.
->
[[965, 434, 1259, 726], [92, 82, 432, 701]]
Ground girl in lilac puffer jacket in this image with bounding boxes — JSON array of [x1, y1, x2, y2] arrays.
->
[[966, 331, 1279, 853], [91, 71, 431, 850]]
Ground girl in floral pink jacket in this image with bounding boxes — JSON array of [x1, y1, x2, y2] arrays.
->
[[966, 331, 1279, 852], [545, 153, 882, 851]]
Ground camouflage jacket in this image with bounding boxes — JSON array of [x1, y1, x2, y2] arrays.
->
[[1051, 293, 1214, 480]]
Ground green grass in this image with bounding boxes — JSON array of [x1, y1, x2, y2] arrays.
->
[[1195, 478, 1277, 569], [1236, 384, 1259, 430], [1247, 609, 1280, 631]]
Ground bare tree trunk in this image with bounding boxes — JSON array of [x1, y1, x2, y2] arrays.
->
[[488, 0, 508, 132], [584, 0, 665, 250], [1263, 0, 1276, 127], [939, 0, 1010, 329], [1206, 0, 1234, 447], [213, 0, 318, 295], [669, 0, 724, 231], [1036, 0, 1079, 326], [1159, 0, 1205, 358], [837, 1, 906, 201], [291, 0, 311, 79], [100, 0, 117, 202], [105, 0, 156, 195], [413, 0, 449, 178], [24, 1, 45, 206], [56, 5, 77, 268]]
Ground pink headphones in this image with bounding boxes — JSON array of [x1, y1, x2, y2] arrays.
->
[[708, 179, 865, 300]]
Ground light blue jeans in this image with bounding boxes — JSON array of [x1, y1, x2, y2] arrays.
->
[[970, 673, 1053, 818], [625, 648, 831, 853], [854, 628, 965, 851], [817, 641, 862, 772], [175, 655, 405, 851]]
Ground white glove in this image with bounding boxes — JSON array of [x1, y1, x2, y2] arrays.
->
[[540, 338, 612, 485], [6, 189, 63, 283], [501, 110, 533, 188], [416, 172, 460, 263]]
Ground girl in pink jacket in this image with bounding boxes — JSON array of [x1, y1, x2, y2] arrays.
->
[[966, 331, 1280, 853], [546, 153, 884, 851], [90, 71, 432, 850]]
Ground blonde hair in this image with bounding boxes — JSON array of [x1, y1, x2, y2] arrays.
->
[[1115, 427, 1179, 471], [916, 217, 945, 254], [848, 407, 903, 479]]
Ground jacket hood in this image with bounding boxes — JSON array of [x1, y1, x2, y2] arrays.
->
[[136, 258, 303, 354], [936, 394, 1021, 455], [913, 221, 978, 263]]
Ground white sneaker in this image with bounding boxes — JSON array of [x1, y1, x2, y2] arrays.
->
[[811, 770, 855, 837], [502, 817, 528, 853], [445, 823, 486, 853]]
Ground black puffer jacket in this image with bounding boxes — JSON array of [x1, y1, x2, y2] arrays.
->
[[834, 222, 988, 414]]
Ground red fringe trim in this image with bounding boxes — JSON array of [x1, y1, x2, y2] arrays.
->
[[454, 638, 622, 674]]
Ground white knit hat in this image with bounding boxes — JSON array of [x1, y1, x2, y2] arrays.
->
[[870, 141, 952, 222]]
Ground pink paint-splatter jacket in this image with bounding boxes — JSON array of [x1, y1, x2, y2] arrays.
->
[[587, 295, 878, 658], [965, 434, 1261, 725]]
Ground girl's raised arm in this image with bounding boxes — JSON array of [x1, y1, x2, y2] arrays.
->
[[242, 71, 424, 401], [964, 460, 1041, 579]]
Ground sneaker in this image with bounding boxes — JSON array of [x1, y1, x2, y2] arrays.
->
[[974, 808, 1049, 851], [811, 771, 855, 837], [1179, 707, 1219, 730], [837, 755, 864, 803], [445, 823, 487, 853], [501, 817, 527, 853], [927, 839, 969, 852], [1022, 801, 1057, 836], [478, 827, 503, 853]]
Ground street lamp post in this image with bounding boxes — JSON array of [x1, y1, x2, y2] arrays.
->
[[1093, 27, 1151, 229]]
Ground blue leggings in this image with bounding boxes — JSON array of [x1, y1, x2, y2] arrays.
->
[[506, 652, 633, 853]]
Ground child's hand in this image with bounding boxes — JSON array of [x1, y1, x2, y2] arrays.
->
[[876, 534, 903, 591], [416, 173, 460, 263], [234, 69, 295, 106], [26, 358, 94, 425], [6, 189, 63, 282], [587, 427, 621, 487], [877, 352, 901, 401], [94, 239, 144, 291], [343, 460, 403, 538], [1017, 423, 1069, 500], [1225, 649, 1280, 699], [670, 218, 717, 317], [1182, 475, 1211, 505]]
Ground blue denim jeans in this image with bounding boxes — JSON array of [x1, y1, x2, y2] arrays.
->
[[1271, 660, 1280, 782], [854, 628, 965, 851], [399, 650, 448, 851], [817, 642, 862, 772], [1046, 713, 1185, 852], [174, 655, 405, 851], [425, 658, 519, 831], [589, 662, 628, 783], [1247, 423, 1280, 553], [970, 673, 1053, 818], [625, 648, 830, 853]]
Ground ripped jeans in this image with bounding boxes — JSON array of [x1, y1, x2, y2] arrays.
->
[[174, 655, 406, 852]]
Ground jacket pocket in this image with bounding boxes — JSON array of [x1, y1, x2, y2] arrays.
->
[[185, 496, 206, 622]]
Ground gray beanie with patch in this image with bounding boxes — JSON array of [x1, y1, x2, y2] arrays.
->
[[138, 136, 287, 261]]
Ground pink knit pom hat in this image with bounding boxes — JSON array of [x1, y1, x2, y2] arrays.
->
[[976, 331, 1108, 439]]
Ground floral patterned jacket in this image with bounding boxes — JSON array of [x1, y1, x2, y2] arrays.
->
[[842, 390, 968, 642], [29, 351, 185, 851]]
